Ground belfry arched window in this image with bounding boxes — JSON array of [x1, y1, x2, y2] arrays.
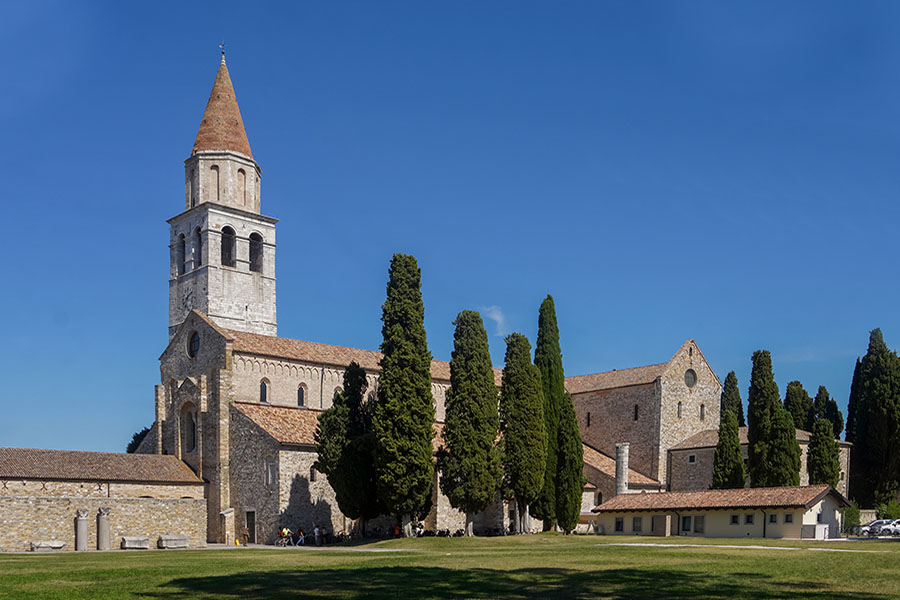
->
[[700, 404, 706, 421], [249, 233, 263, 272], [221, 226, 236, 267], [633, 404, 639, 421], [298, 385, 306, 407], [193, 227, 203, 268], [677, 401, 683, 419], [177, 234, 186, 275], [260, 379, 269, 404]]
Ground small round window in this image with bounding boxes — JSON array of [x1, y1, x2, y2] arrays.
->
[[684, 369, 697, 388], [188, 331, 200, 358]]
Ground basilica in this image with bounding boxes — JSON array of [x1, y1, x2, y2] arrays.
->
[[2, 54, 820, 551]]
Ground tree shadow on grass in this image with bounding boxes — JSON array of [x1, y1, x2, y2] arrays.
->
[[141, 566, 887, 600]]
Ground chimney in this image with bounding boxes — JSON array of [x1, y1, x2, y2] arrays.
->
[[615, 443, 630, 495]]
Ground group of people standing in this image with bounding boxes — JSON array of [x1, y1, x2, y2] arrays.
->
[[278, 525, 329, 546]]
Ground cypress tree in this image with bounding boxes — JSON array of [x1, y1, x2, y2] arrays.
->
[[711, 409, 746, 489], [437, 311, 501, 536], [783, 380, 814, 431], [532, 296, 563, 530], [499, 333, 546, 534], [813, 386, 844, 438], [555, 393, 585, 533], [846, 358, 862, 443], [807, 418, 840, 488], [849, 329, 900, 506], [315, 362, 385, 528], [747, 350, 781, 487], [860, 329, 900, 505], [768, 406, 801, 486], [372, 254, 435, 532], [720, 371, 745, 427]]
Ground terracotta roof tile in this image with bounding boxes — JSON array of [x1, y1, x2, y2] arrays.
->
[[193, 57, 253, 158], [233, 402, 321, 446], [225, 328, 503, 384], [0, 447, 202, 484], [582, 443, 659, 486], [593, 484, 848, 512], [566, 363, 668, 395], [671, 427, 850, 450]]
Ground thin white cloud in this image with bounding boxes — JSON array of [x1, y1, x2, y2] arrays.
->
[[481, 305, 509, 338]]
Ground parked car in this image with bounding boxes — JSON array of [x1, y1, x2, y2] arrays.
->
[[861, 519, 893, 536], [878, 520, 900, 536]]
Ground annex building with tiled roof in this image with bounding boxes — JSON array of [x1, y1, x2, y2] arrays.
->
[[591, 484, 850, 539]]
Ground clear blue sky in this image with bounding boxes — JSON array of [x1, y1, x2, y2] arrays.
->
[[2, 2, 898, 452]]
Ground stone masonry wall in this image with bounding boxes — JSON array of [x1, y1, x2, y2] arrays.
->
[[0, 496, 206, 552], [572, 383, 660, 480], [0, 481, 203, 499], [668, 447, 717, 491], [229, 407, 280, 544], [657, 342, 722, 487], [230, 352, 450, 419]]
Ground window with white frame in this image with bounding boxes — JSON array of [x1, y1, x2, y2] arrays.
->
[[264, 460, 276, 487], [694, 515, 705, 533], [745, 514, 754, 525], [769, 514, 777, 524], [730, 514, 739, 525], [784, 513, 793, 523]]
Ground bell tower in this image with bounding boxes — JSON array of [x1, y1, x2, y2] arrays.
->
[[168, 52, 278, 339]]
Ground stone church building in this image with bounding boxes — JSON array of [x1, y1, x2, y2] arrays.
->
[[0, 55, 844, 551]]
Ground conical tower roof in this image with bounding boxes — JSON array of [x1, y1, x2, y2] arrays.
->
[[192, 55, 253, 158]]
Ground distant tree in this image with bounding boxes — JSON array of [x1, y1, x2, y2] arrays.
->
[[861, 329, 900, 506], [372, 254, 435, 533], [812, 386, 844, 438], [783, 380, 813, 431], [846, 358, 862, 443], [531, 296, 563, 530], [437, 311, 501, 536], [499, 333, 546, 534], [875, 498, 900, 520], [768, 407, 802, 486], [314, 362, 384, 532], [126, 426, 151, 453], [747, 350, 781, 487], [720, 371, 745, 427], [555, 393, 585, 533], [807, 418, 840, 488], [841, 502, 860, 534], [711, 410, 746, 489], [849, 329, 900, 507]]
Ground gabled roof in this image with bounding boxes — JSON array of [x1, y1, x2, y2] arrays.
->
[[565, 363, 668, 394], [582, 443, 660, 487], [225, 327, 503, 385], [192, 56, 253, 158], [593, 484, 849, 513], [232, 402, 321, 447], [670, 427, 852, 451], [0, 447, 202, 484]]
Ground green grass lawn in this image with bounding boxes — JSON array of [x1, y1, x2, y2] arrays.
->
[[0, 534, 895, 599]]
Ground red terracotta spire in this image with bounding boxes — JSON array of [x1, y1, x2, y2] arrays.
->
[[192, 55, 253, 158]]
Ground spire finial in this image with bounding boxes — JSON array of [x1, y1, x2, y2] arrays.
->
[[219, 40, 226, 63]]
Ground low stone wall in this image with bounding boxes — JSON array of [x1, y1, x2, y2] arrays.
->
[[0, 496, 206, 552]]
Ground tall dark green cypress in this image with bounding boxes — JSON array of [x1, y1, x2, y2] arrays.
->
[[813, 386, 844, 438], [783, 380, 814, 431], [532, 296, 563, 530], [720, 371, 745, 427], [848, 329, 900, 506], [555, 393, 585, 533], [372, 254, 435, 530], [768, 406, 801, 486], [711, 410, 746, 489], [860, 329, 900, 505], [747, 350, 781, 487], [807, 418, 840, 488], [437, 311, 501, 535], [499, 333, 546, 534], [846, 358, 862, 443], [315, 362, 384, 527]]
